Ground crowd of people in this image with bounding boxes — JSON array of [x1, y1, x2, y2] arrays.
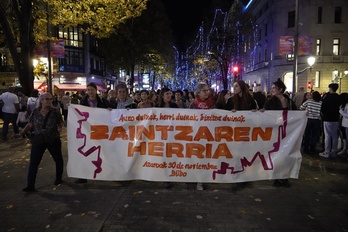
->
[[1, 78, 347, 192]]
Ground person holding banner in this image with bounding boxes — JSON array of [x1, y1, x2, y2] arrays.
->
[[106, 89, 117, 109], [115, 83, 137, 109], [190, 82, 214, 190], [137, 89, 155, 108], [224, 80, 258, 191], [225, 80, 257, 112], [14, 92, 64, 192], [157, 87, 178, 189], [75, 82, 108, 184], [264, 78, 297, 187]]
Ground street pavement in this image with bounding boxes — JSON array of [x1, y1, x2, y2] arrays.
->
[[1, 123, 348, 232]]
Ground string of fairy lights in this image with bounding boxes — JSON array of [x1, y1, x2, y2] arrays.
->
[[171, 8, 232, 91]]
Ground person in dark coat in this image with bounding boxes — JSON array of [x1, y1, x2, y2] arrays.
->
[[264, 78, 297, 187], [225, 80, 257, 111], [75, 82, 107, 184]]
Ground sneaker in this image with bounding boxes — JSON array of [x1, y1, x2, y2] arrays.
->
[[196, 182, 204, 191], [319, 152, 329, 158]]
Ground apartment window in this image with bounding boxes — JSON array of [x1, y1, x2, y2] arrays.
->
[[315, 71, 320, 88], [264, 48, 267, 61], [333, 38, 340, 55], [317, 7, 322, 24], [264, 23, 268, 37], [59, 48, 84, 66], [58, 26, 83, 47], [316, 39, 321, 56], [334, 7, 342, 23], [288, 11, 295, 28]]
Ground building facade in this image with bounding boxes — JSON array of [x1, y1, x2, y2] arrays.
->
[[0, 25, 112, 95], [243, 0, 348, 94]]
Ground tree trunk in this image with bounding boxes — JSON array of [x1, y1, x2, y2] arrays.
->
[[221, 60, 229, 90], [0, 1, 34, 96]]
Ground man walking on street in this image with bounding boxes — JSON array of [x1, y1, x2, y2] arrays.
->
[[0, 86, 19, 140], [319, 83, 341, 159]]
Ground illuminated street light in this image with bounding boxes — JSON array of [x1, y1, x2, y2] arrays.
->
[[297, 56, 316, 74]]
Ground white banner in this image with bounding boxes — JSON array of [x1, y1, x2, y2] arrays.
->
[[67, 105, 307, 183]]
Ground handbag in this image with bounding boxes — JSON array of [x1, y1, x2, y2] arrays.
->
[[30, 111, 51, 146]]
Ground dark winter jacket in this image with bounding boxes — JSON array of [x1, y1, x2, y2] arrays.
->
[[321, 93, 341, 122], [264, 94, 297, 110]]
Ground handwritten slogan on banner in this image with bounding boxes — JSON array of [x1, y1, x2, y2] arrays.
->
[[67, 105, 307, 183]]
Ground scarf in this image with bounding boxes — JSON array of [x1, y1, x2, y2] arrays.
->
[[193, 97, 212, 109]]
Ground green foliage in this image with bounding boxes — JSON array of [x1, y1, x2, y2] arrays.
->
[[100, 0, 174, 86], [42, 0, 147, 38], [0, 0, 147, 95]]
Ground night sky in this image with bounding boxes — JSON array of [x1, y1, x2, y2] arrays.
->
[[161, 0, 214, 51]]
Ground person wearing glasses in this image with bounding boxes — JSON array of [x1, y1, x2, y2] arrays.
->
[[14, 92, 64, 192], [190, 82, 214, 110], [190, 82, 214, 190]]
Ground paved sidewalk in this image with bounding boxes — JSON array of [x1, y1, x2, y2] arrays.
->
[[1, 126, 348, 232]]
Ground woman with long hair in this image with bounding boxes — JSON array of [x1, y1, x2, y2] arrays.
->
[[215, 90, 232, 109], [157, 87, 178, 108], [225, 80, 257, 111], [157, 87, 177, 189]]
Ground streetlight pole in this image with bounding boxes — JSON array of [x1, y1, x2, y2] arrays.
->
[[291, 0, 299, 97], [46, 2, 52, 94]]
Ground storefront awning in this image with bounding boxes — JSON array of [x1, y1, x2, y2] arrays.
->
[[54, 84, 86, 91]]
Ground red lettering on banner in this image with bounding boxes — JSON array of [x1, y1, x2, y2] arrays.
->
[[90, 125, 109, 140], [91, 125, 272, 142], [174, 126, 193, 140], [127, 142, 233, 159], [156, 125, 174, 140]]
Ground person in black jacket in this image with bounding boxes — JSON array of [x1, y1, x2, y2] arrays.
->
[[225, 80, 257, 111], [319, 83, 341, 159], [264, 78, 296, 188], [75, 82, 107, 184]]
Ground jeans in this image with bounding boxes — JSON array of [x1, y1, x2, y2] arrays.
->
[[1, 112, 19, 139], [323, 121, 339, 157], [303, 119, 321, 152], [26, 137, 63, 188]]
